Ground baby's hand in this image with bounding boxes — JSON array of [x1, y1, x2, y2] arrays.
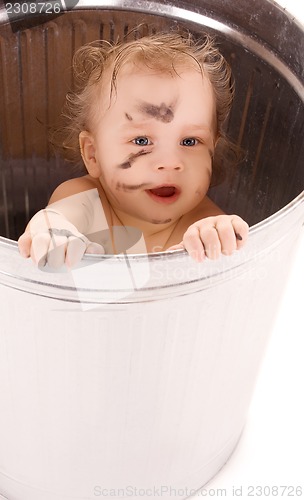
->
[[18, 209, 105, 269], [167, 215, 249, 262]]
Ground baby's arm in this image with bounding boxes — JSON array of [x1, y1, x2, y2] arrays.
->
[[18, 178, 105, 269]]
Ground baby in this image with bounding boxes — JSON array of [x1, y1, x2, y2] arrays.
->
[[18, 32, 249, 269]]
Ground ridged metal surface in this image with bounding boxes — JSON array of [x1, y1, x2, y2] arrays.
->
[[0, 4, 303, 237]]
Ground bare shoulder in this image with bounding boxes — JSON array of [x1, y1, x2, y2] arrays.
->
[[48, 175, 100, 204]]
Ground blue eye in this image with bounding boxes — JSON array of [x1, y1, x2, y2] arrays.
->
[[181, 138, 198, 147], [133, 136, 151, 146]]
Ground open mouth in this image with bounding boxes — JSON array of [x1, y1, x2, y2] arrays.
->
[[146, 185, 180, 204]]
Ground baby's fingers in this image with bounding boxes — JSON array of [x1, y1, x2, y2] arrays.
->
[[183, 225, 213, 262], [85, 242, 106, 255], [18, 232, 32, 258], [231, 216, 249, 249], [64, 236, 88, 268], [66, 239, 105, 268], [215, 218, 238, 256], [30, 233, 53, 267], [47, 235, 69, 269]]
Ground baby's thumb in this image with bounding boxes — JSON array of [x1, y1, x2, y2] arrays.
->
[[85, 242, 106, 255]]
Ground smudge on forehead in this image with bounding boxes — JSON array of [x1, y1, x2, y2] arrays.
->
[[138, 101, 175, 123]]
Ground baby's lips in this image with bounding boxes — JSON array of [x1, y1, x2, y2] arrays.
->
[[147, 184, 181, 197]]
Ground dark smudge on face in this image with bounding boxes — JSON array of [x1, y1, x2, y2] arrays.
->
[[119, 161, 132, 170], [125, 112, 133, 121], [116, 182, 150, 192], [151, 219, 173, 224], [118, 149, 151, 169], [138, 101, 175, 123]]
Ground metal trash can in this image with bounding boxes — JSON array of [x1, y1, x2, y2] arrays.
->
[[0, 1, 303, 499]]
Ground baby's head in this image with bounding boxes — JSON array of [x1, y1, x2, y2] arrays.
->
[[56, 31, 234, 187]]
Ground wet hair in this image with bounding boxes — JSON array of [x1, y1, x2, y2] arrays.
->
[[51, 31, 238, 186]]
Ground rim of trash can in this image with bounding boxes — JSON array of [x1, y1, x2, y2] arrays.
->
[[1, 188, 303, 261]]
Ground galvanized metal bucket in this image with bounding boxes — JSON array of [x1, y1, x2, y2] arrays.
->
[[0, 1, 303, 499]]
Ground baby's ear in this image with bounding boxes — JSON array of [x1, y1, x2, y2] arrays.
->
[[79, 131, 101, 178]]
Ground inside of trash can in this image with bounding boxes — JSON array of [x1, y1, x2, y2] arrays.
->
[[0, 7, 303, 241]]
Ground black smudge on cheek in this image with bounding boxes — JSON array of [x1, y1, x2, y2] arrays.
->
[[118, 149, 152, 170], [119, 161, 132, 170], [125, 113, 133, 121], [140, 102, 174, 123], [115, 182, 149, 192]]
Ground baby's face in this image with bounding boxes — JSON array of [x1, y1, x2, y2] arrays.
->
[[87, 64, 217, 226]]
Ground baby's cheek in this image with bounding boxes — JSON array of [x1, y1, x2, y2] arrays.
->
[[194, 182, 210, 200], [109, 175, 121, 190]]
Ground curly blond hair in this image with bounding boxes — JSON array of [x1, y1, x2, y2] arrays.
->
[[52, 31, 237, 185]]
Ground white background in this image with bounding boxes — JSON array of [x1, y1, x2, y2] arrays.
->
[[197, 1, 304, 497], [200, 232, 304, 498]]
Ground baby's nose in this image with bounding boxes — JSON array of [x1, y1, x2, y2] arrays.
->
[[154, 153, 184, 172], [156, 163, 183, 171]]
